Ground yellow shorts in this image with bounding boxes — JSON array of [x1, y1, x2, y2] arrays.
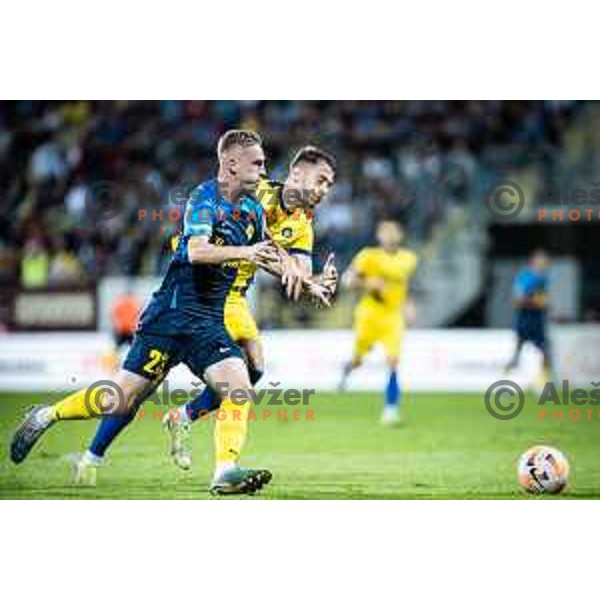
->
[[224, 294, 260, 342], [352, 303, 404, 362]]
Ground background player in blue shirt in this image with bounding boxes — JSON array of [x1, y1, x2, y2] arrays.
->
[[505, 249, 553, 382], [10, 130, 306, 495]]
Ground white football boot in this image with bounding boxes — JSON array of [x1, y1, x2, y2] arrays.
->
[[381, 405, 402, 425]]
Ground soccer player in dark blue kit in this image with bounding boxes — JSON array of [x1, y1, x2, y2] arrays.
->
[[505, 249, 553, 383], [67, 150, 338, 482], [10, 129, 300, 495]]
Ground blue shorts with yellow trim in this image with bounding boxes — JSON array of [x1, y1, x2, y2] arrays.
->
[[123, 327, 243, 383]]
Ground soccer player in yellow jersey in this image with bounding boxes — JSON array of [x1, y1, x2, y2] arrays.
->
[[222, 148, 331, 376], [339, 220, 418, 424]]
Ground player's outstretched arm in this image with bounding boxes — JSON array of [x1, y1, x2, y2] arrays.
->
[[253, 245, 333, 307], [282, 251, 338, 304], [187, 236, 279, 266]]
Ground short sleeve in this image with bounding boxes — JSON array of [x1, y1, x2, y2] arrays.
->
[[184, 195, 214, 238], [352, 249, 372, 275], [514, 272, 533, 298]]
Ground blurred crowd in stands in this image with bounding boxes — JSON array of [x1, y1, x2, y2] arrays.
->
[[0, 100, 581, 288]]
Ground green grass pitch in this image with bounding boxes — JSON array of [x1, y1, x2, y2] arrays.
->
[[1, 390, 600, 499]]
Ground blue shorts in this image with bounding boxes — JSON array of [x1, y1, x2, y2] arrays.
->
[[123, 327, 243, 382], [514, 312, 546, 351]]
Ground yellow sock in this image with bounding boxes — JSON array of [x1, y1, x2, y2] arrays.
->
[[542, 366, 552, 383], [214, 398, 250, 466], [50, 388, 102, 421], [535, 366, 552, 389]]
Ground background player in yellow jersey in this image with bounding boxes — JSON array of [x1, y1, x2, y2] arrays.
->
[[339, 220, 418, 424]]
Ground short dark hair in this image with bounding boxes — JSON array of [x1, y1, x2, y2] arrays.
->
[[290, 145, 337, 173], [217, 129, 262, 158]]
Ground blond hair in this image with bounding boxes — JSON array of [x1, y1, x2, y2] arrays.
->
[[217, 129, 262, 159]]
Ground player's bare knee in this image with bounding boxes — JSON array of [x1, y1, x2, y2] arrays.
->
[[111, 369, 150, 414]]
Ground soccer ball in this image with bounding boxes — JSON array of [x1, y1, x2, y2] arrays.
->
[[517, 445, 570, 495]]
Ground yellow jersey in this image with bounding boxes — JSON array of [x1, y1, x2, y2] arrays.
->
[[229, 178, 314, 299], [351, 247, 418, 313]]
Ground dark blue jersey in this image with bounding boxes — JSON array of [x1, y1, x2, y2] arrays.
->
[[138, 179, 265, 333]]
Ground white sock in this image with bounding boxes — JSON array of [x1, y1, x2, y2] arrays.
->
[[83, 450, 104, 466], [213, 462, 236, 480], [383, 405, 399, 419], [35, 407, 54, 426]]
